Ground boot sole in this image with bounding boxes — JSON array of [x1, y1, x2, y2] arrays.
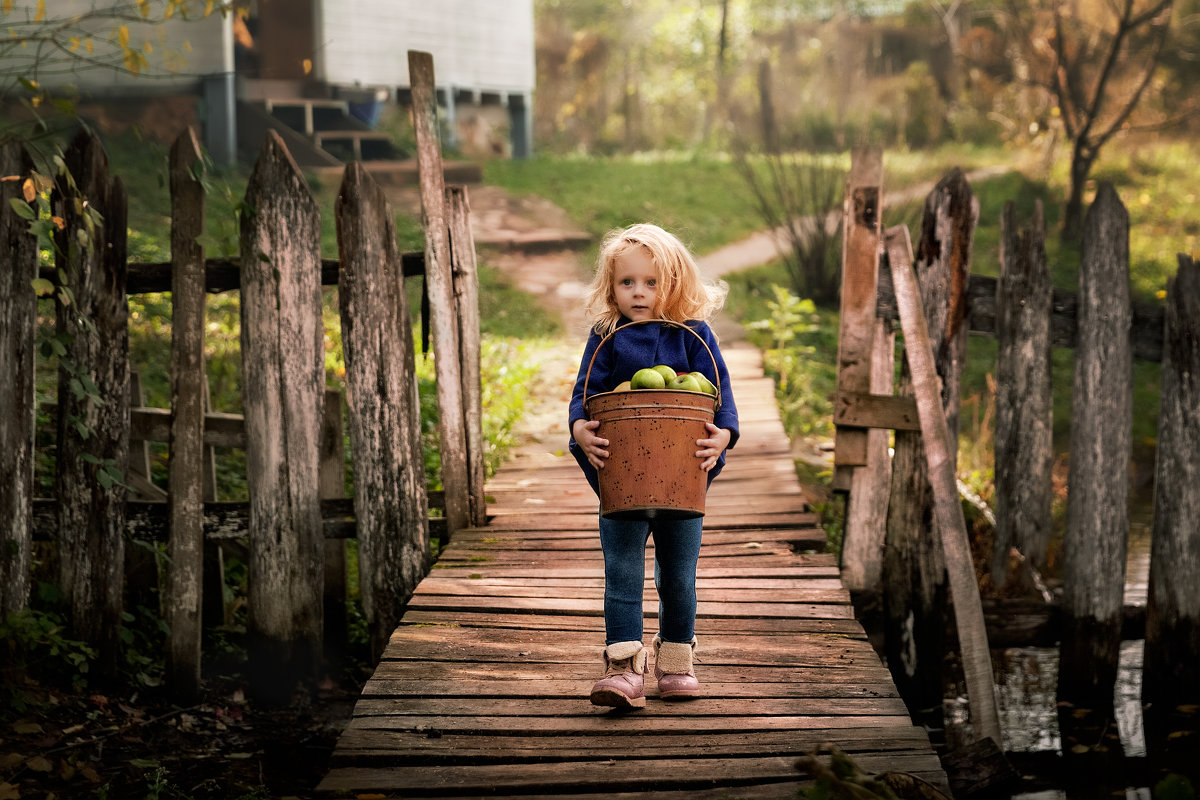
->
[[590, 689, 646, 709], [659, 690, 700, 701]]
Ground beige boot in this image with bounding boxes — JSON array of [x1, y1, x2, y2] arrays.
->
[[589, 641, 649, 709], [653, 635, 700, 700]]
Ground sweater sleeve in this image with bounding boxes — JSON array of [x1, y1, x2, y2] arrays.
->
[[568, 328, 608, 430]]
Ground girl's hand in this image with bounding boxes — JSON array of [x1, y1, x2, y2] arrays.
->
[[572, 418, 609, 470], [696, 423, 731, 472]]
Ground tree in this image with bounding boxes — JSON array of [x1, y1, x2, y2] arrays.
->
[[1001, 0, 1179, 240]]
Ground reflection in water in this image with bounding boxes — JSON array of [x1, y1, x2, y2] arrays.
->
[[942, 529, 1156, 796], [944, 640, 1145, 755]]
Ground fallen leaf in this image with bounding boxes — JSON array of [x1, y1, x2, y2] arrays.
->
[[26, 755, 53, 772], [12, 722, 42, 735], [0, 782, 19, 800]]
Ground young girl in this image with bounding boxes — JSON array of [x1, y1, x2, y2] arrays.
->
[[568, 223, 739, 709]]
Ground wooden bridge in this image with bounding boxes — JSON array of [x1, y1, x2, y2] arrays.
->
[[317, 340, 949, 797]]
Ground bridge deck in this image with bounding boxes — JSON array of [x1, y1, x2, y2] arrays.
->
[[318, 341, 948, 797]]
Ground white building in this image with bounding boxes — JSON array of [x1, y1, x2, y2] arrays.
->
[[1, 1, 535, 164]]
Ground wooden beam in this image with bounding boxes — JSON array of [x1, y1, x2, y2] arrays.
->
[[833, 391, 919, 432]]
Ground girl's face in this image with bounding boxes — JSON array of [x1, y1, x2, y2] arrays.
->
[[612, 246, 659, 321]]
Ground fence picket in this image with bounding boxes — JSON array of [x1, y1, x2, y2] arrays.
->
[[882, 168, 976, 721], [166, 128, 207, 700], [53, 130, 131, 679], [447, 185, 487, 527], [1143, 254, 1200, 712], [409, 50, 470, 539], [335, 162, 431, 662], [0, 142, 38, 618], [1059, 182, 1133, 703], [239, 130, 325, 704], [993, 200, 1053, 590]]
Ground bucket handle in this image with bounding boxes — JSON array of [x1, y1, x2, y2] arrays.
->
[[582, 319, 722, 412]]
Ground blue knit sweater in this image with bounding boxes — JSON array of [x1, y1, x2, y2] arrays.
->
[[568, 318, 740, 495]]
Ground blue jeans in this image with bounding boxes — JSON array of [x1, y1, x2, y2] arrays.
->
[[599, 515, 703, 646]]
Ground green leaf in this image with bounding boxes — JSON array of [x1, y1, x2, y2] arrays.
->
[[127, 758, 158, 769], [8, 197, 35, 220], [30, 277, 54, 296]]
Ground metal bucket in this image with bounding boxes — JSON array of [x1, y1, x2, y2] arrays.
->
[[582, 320, 722, 521]]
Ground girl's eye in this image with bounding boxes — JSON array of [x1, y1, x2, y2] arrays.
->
[[621, 279, 633, 285], [647, 280, 656, 287]]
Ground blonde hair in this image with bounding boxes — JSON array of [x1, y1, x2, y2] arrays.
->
[[584, 223, 728, 335]]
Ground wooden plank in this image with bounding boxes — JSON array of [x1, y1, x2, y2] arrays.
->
[[317, 755, 942, 796], [404, 594, 857, 620], [833, 146, 883, 469], [833, 391, 918, 431], [368, 662, 897, 688], [165, 127, 207, 700], [351, 696, 911, 718], [396, 611, 863, 635], [331, 727, 929, 756]]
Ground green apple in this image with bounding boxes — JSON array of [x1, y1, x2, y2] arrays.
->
[[631, 368, 666, 390], [691, 372, 717, 396], [613, 380, 632, 392], [651, 364, 677, 382], [668, 373, 701, 392]]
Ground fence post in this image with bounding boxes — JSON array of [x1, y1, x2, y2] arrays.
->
[[882, 168, 976, 722], [447, 185, 487, 527], [1143, 255, 1200, 719], [835, 146, 892, 595], [240, 131, 325, 704], [166, 128, 207, 700], [409, 50, 471, 539], [993, 200, 1053, 590], [1058, 182, 1132, 705], [885, 224, 1001, 747], [53, 129, 131, 680], [0, 142, 38, 618], [336, 162, 431, 662]]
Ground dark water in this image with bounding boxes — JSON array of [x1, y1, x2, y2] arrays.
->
[[940, 527, 1200, 796]]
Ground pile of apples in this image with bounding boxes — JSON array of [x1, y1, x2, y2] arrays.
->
[[614, 365, 717, 395]]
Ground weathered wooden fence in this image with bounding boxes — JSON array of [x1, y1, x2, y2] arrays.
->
[[0, 51, 485, 704], [833, 150, 1199, 739]]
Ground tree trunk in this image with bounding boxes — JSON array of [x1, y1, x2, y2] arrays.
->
[[993, 200, 1053, 590], [0, 142, 38, 618], [239, 130, 325, 705], [1061, 143, 1095, 242], [54, 130, 130, 681], [1059, 182, 1131, 704]]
